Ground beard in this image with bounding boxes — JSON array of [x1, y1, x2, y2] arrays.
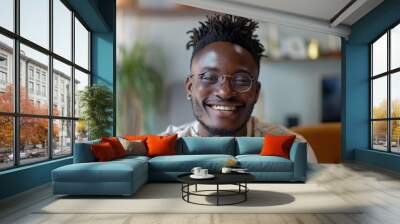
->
[[196, 118, 249, 136]]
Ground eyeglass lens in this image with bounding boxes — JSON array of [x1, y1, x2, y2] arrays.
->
[[199, 72, 253, 92]]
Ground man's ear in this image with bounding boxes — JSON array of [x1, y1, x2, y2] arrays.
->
[[185, 75, 193, 96]]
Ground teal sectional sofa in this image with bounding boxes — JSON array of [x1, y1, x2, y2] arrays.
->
[[52, 137, 307, 196]]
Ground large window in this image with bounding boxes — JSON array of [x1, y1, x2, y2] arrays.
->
[[0, 0, 91, 171], [370, 22, 400, 153]]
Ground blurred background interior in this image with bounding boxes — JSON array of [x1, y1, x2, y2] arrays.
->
[[116, 0, 342, 163]]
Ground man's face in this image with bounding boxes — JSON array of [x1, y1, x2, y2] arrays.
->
[[186, 41, 260, 136]]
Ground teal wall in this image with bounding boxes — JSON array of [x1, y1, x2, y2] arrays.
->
[[92, 33, 114, 88], [92, 31, 116, 135], [71, 0, 116, 134], [91, 0, 116, 135], [342, 0, 400, 171], [0, 158, 72, 199], [0, 0, 116, 200], [342, 43, 369, 160], [355, 149, 400, 172]]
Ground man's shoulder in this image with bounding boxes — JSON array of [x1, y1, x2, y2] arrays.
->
[[251, 117, 293, 136], [160, 121, 199, 137]]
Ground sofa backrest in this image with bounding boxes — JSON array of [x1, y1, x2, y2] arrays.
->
[[74, 137, 303, 160], [236, 137, 305, 157], [177, 137, 236, 155], [235, 137, 264, 155], [73, 139, 100, 163]]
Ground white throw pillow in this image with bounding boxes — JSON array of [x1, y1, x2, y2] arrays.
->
[[118, 138, 147, 156]]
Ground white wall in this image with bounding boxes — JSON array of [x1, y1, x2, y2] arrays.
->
[[117, 13, 208, 134], [117, 11, 341, 134], [259, 59, 341, 126], [117, 13, 206, 85]]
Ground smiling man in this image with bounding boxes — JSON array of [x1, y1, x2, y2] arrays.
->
[[161, 14, 317, 163]]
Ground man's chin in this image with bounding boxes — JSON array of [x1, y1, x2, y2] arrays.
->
[[198, 120, 246, 136], [194, 104, 254, 136]]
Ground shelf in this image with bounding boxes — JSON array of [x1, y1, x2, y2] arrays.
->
[[262, 52, 341, 63]]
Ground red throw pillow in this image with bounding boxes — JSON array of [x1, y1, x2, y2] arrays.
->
[[260, 135, 296, 159], [146, 135, 177, 157], [91, 142, 117, 161], [101, 137, 126, 158]]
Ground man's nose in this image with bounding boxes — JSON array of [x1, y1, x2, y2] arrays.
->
[[215, 77, 236, 99]]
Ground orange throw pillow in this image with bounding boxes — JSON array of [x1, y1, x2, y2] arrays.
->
[[260, 135, 296, 159], [91, 142, 117, 161], [146, 135, 177, 157], [101, 137, 126, 158]]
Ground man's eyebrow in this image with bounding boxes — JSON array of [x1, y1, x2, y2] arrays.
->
[[234, 68, 252, 74], [201, 67, 219, 72], [201, 67, 252, 73], [199, 67, 256, 78]]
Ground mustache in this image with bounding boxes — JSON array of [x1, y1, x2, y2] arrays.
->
[[204, 97, 244, 106]]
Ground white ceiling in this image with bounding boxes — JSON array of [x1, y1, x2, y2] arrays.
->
[[226, 0, 352, 22], [175, 0, 384, 38]]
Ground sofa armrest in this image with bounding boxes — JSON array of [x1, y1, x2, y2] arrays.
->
[[289, 141, 307, 181], [73, 140, 100, 163]]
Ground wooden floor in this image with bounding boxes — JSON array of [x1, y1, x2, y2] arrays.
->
[[1, 162, 400, 224]]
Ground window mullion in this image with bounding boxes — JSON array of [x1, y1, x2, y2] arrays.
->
[[88, 30, 91, 75], [49, 0, 53, 160], [370, 45, 373, 149], [13, 0, 20, 167], [71, 10, 76, 155], [388, 30, 391, 152]]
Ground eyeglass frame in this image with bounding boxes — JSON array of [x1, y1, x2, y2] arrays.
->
[[189, 71, 256, 93]]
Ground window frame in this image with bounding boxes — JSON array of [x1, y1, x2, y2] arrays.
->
[[0, 53, 7, 68], [0, 0, 92, 171], [0, 71, 7, 85], [0, 53, 7, 88], [370, 20, 400, 154]]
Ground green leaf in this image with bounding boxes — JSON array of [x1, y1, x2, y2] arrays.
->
[[79, 84, 113, 139]]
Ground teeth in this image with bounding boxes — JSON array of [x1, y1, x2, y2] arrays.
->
[[211, 105, 236, 111]]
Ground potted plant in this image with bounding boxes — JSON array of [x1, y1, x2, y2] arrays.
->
[[79, 84, 113, 140], [118, 43, 165, 134]]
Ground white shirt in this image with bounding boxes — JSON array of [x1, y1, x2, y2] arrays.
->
[[160, 116, 318, 163]]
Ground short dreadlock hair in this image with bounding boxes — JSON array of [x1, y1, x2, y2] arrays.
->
[[186, 14, 265, 69]]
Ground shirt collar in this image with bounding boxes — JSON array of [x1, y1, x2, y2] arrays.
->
[[191, 116, 256, 137]]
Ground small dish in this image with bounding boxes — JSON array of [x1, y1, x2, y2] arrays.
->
[[190, 174, 215, 179]]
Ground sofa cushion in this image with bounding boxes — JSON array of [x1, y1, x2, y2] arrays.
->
[[115, 155, 150, 163], [236, 155, 293, 172], [259, 135, 296, 159], [148, 154, 235, 172], [119, 138, 147, 156], [177, 137, 235, 155], [101, 137, 127, 158], [147, 135, 178, 157], [53, 158, 147, 183], [91, 142, 118, 161], [236, 137, 264, 155]]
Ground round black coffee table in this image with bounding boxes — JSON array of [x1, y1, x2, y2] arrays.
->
[[177, 173, 255, 206]]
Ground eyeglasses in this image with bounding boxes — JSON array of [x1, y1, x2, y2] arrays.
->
[[192, 71, 255, 93]]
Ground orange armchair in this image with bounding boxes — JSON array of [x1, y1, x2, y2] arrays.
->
[[290, 123, 341, 163]]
